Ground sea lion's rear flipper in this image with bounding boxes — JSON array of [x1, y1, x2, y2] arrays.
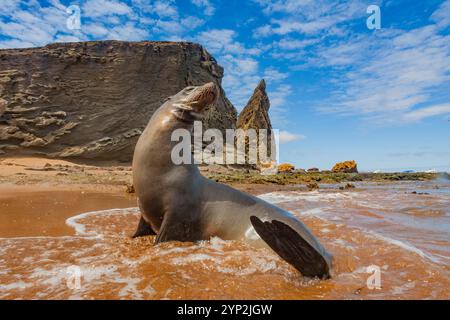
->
[[132, 216, 156, 238], [250, 216, 330, 279]]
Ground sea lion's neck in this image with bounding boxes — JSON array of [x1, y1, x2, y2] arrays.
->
[[134, 106, 199, 175]]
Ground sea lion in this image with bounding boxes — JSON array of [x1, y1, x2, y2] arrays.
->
[[132, 82, 332, 278]]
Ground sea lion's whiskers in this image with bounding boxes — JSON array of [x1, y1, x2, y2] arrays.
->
[[172, 103, 194, 110]]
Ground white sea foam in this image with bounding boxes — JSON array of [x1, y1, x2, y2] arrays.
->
[[258, 192, 303, 204], [207, 236, 228, 250], [155, 246, 195, 257], [171, 253, 217, 264], [116, 277, 145, 299], [65, 207, 139, 236], [0, 281, 32, 291], [215, 254, 281, 276], [292, 207, 325, 217], [365, 230, 441, 263], [259, 190, 352, 204], [391, 281, 416, 295]]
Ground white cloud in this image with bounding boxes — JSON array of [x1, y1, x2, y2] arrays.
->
[[279, 130, 305, 143], [253, 25, 272, 38], [269, 84, 292, 108], [106, 15, 122, 24], [0, 2, 69, 48], [0, 39, 35, 49], [400, 104, 450, 123], [181, 16, 205, 29], [221, 55, 261, 109], [83, 23, 110, 37], [259, 18, 335, 36], [191, 0, 215, 16], [151, 0, 179, 19], [276, 37, 319, 50], [253, 0, 373, 37], [266, 84, 292, 125], [196, 29, 261, 55], [82, 0, 134, 18], [263, 67, 288, 82], [153, 16, 204, 35], [313, 24, 450, 123], [252, 0, 449, 124], [0, 0, 21, 16], [255, 0, 318, 15], [148, 2, 206, 37], [431, 0, 450, 29], [0, 0, 211, 48], [54, 35, 81, 43], [107, 23, 149, 41], [154, 19, 183, 34], [388, 150, 450, 158]]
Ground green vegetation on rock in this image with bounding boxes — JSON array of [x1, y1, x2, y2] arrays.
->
[[203, 170, 441, 185]]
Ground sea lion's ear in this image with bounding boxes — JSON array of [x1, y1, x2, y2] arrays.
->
[[171, 106, 203, 122]]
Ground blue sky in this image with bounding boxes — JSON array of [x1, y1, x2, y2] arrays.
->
[[1, 0, 449, 171]]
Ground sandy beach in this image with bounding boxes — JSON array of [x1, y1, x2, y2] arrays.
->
[[0, 157, 448, 299]]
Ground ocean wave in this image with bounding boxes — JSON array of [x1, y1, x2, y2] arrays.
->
[[66, 207, 139, 236], [258, 190, 353, 204]]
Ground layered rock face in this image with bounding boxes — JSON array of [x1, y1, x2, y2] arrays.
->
[[0, 41, 236, 162], [236, 79, 274, 165]]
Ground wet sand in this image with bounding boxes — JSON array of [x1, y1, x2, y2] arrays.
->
[[0, 183, 290, 239], [0, 186, 137, 237]]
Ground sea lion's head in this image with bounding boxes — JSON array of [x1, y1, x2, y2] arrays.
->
[[169, 82, 218, 122]]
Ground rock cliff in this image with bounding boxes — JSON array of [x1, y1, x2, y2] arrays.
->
[[236, 79, 274, 165], [237, 79, 271, 131], [0, 41, 236, 162]]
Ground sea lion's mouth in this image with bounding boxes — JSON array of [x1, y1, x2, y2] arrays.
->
[[171, 82, 218, 122], [179, 82, 218, 113]]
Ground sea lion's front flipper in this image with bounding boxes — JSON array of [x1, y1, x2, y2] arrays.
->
[[132, 216, 156, 238], [250, 216, 330, 279], [154, 217, 202, 244]]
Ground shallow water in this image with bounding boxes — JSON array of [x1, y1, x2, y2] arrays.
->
[[0, 182, 449, 299], [0, 189, 137, 237]]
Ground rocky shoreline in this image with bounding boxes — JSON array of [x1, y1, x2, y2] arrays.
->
[[0, 157, 442, 195]]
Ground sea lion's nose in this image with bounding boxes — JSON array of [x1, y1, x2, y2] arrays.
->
[[202, 82, 217, 94], [202, 82, 218, 104], [203, 82, 216, 90]]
